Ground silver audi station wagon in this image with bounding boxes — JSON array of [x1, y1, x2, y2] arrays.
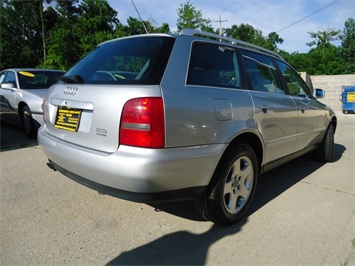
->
[[39, 29, 337, 225]]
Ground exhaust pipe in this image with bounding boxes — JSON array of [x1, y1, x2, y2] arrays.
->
[[46, 160, 57, 171]]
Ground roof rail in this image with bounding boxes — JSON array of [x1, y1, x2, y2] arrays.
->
[[180, 28, 283, 60]]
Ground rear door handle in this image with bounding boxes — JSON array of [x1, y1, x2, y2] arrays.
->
[[260, 104, 269, 114]]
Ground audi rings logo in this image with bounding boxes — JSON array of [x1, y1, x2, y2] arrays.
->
[[64, 86, 78, 95]]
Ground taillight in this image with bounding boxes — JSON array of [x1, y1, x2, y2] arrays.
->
[[120, 97, 165, 148]]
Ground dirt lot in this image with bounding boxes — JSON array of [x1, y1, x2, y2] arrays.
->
[[1, 113, 354, 265]]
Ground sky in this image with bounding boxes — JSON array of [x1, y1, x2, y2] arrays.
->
[[107, 0, 354, 53]]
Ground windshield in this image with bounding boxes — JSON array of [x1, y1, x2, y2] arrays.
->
[[64, 36, 175, 85], [18, 70, 65, 89]]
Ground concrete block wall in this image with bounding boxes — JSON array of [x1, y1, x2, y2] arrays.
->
[[308, 74, 355, 112]]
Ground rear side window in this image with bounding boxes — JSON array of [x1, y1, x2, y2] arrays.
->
[[187, 42, 241, 88], [242, 51, 284, 94], [65, 36, 175, 85]]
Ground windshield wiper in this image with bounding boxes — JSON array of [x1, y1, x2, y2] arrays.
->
[[60, 75, 85, 84]]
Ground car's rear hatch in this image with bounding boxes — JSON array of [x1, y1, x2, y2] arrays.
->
[[43, 35, 175, 153]]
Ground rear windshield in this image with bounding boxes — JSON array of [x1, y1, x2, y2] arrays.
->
[[18, 70, 64, 89], [64, 36, 175, 85]]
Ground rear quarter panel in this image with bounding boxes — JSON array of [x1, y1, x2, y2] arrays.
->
[[161, 36, 256, 147]]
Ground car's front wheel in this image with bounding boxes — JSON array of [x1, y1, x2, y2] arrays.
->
[[21, 105, 37, 138], [195, 143, 258, 226], [314, 123, 334, 162]]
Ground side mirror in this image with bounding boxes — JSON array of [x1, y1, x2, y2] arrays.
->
[[1, 82, 16, 90], [315, 88, 325, 99]]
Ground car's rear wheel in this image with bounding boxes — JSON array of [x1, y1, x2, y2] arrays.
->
[[195, 143, 258, 226], [21, 105, 36, 138], [314, 123, 334, 162]]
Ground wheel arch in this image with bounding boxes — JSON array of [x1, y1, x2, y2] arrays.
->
[[223, 132, 263, 174], [196, 132, 262, 225], [17, 101, 28, 118], [331, 116, 337, 134]]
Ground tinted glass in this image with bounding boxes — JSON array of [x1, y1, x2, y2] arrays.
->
[[276, 60, 312, 97], [242, 50, 284, 94], [3, 72, 16, 85], [65, 36, 175, 85], [187, 42, 241, 88], [0, 72, 7, 84], [17, 70, 64, 89]]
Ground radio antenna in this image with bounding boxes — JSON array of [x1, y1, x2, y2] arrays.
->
[[130, 0, 149, 34]]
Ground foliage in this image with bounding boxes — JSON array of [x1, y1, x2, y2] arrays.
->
[[76, 0, 118, 55], [40, 0, 80, 70], [283, 20, 354, 75], [306, 27, 340, 49], [339, 18, 355, 73], [176, 1, 212, 32], [224, 24, 283, 52], [0, 0, 353, 75], [1, 0, 45, 68]]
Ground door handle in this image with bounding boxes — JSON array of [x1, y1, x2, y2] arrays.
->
[[299, 106, 305, 113], [260, 104, 269, 114]]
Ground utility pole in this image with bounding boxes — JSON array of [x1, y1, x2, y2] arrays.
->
[[214, 16, 227, 35]]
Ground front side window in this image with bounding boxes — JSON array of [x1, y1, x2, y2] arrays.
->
[[276, 60, 312, 97], [242, 50, 284, 94], [0, 72, 6, 84], [187, 42, 241, 88], [65, 36, 175, 85], [3, 71, 16, 85]]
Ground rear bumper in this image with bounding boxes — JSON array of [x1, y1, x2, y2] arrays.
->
[[46, 160, 206, 202], [38, 127, 226, 202], [32, 113, 44, 129]]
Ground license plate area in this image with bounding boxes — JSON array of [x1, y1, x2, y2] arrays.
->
[[54, 106, 82, 132]]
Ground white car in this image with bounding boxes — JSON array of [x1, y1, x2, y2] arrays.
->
[[0, 68, 65, 138]]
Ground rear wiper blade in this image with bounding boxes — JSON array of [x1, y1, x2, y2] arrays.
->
[[59, 75, 85, 84]]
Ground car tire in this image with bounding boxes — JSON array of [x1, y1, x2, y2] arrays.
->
[[21, 105, 37, 138], [314, 123, 334, 162], [195, 143, 258, 226]]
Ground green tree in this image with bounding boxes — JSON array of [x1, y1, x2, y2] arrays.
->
[[265, 32, 284, 51], [176, 1, 212, 32], [306, 27, 340, 54], [339, 18, 355, 73], [284, 45, 345, 75], [155, 22, 170, 33], [76, 0, 119, 55], [44, 0, 120, 70], [224, 24, 283, 52], [125, 16, 149, 35], [146, 17, 170, 33], [225, 24, 263, 43], [41, 0, 80, 69], [0, 0, 53, 68]]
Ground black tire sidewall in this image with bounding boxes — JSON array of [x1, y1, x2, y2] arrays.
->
[[315, 124, 334, 162], [210, 143, 258, 225], [21, 105, 36, 138]]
